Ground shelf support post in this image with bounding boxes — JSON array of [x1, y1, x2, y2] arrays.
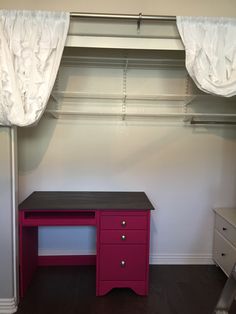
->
[[122, 60, 128, 120]]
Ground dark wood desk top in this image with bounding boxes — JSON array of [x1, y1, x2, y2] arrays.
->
[[19, 191, 155, 211]]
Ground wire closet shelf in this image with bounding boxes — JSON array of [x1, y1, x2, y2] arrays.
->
[[45, 12, 236, 126]]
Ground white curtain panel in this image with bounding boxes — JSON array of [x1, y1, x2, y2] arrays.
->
[[0, 10, 69, 126], [177, 16, 236, 97]]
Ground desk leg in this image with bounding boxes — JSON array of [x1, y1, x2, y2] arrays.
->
[[19, 226, 38, 298]]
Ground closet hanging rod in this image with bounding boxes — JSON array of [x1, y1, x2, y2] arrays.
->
[[70, 12, 176, 21], [190, 120, 236, 126]]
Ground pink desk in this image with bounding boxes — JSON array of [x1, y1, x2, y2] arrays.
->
[[19, 191, 154, 297]]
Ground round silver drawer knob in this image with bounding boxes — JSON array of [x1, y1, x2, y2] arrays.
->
[[120, 260, 126, 267], [121, 235, 126, 240], [121, 220, 126, 227]]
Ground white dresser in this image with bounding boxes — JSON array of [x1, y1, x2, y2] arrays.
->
[[213, 208, 236, 276]]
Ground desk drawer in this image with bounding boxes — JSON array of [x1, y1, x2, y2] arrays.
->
[[100, 214, 147, 230], [213, 230, 236, 276], [100, 230, 147, 244], [215, 214, 236, 247], [99, 244, 147, 281]]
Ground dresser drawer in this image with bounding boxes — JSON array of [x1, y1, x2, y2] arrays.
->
[[100, 230, 147, 244], [215, 214, 236, 247], [213, 230, 236, 276], [100, 214, 147, 230], [99, 244, 147, 281]]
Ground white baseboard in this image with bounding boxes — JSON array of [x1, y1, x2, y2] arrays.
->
[[0, 298, 17, 314], [39, 249, 214, 265], [150, 253, 214, 265]]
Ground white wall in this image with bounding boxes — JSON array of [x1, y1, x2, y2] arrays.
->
[[1, 0, 236, 17], [0, 128, 14, 297], [9, 0, 236, 264], [18, 112, 236, 263], [17, 49, 236, 264]]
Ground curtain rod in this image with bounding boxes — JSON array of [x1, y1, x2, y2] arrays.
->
[[70, 12, 176, 21]]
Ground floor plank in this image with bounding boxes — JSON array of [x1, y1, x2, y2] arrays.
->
[[16, 265, 236, 314]]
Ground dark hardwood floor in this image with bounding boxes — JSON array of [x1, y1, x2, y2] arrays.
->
[[16, 265, 236, 314]]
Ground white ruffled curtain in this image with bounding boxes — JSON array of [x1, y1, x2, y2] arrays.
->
[[0, 10, 69, 126], [177, 16, 236, 97]]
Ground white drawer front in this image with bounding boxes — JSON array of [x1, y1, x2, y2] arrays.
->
[[213, 230, 236, 276], [215, 214, 236, 247]]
